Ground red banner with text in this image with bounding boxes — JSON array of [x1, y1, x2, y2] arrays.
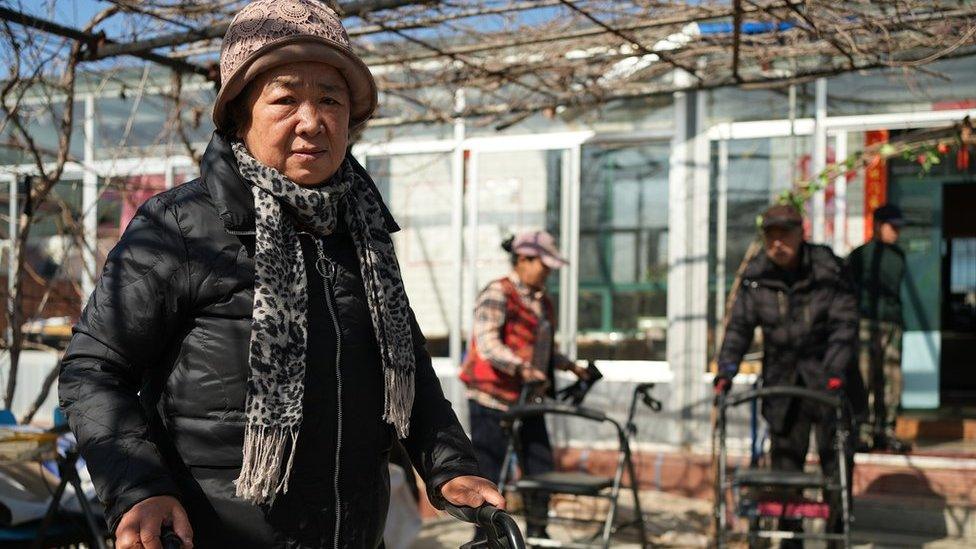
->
[[863, 130, 889, 240]]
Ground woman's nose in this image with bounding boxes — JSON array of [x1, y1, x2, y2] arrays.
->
[[295, 102, 323, 135]]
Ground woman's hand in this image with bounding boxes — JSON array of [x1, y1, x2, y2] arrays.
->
[[569, 363, 591, 380], [115, 495, 193, 549], [441, 475, 506, 510], [519, 365, 547, 383]]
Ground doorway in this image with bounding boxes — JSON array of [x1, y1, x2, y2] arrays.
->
[[889, 169, 976, 410], [941, 183, 976, 406]]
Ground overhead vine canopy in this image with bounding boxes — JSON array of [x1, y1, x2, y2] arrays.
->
[[0, 0, 974, 414], [3, 0, 976, 128]]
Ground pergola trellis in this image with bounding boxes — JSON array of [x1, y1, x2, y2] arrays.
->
[[3, 0, 976, 128], [1, 1, 975, 418]]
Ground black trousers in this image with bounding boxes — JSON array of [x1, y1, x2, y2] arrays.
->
[[468, 399, 553, 535], [769, 397, 854, 547]]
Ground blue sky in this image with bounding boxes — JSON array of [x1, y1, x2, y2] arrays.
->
[[23, 0, 117, 32], [25, 0, 569, 43]]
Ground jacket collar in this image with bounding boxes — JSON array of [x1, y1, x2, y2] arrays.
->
[[745, 242, 814, 291], [201, 131, 401, 235]]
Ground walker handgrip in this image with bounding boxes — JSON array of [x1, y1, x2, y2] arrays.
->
[[443, 503, 525, 549], [443, 501, 482, 524], [160, 525, 182, 549]]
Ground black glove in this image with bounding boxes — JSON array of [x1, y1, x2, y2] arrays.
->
[[556, 361, 603, 406]]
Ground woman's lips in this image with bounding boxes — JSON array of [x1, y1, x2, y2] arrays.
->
[[292, 149, 327, 161]]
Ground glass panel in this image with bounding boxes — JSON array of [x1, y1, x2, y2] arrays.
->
[[471, 148, 564, 333], [367, 152, 454, 357], [94, 89, 214, 159], [578, 141, 669, 360], [708, 86, 814, 125], [176, 167, 200, 186], [888, 171, 941, 408], [96, 174, 166, 272], [21, 176, 85, 324], [708, 136, 809, 363], [465, 94, 675, 137], [95, 95, 170, 157], [20, 101, 85, 161], [827, 56, 976, 117]]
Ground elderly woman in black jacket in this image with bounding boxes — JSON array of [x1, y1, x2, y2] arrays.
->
[[57, 1, 501, 547]]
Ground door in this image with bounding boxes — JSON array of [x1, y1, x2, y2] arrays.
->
[[941, 183, 976, 405], [888, 178, 941, 409]]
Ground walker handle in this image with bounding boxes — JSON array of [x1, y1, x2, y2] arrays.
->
[[443, 502, 525, 549], [160, 525, 182, 549]]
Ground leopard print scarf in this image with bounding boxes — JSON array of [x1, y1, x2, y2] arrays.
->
[[231, 141, 415, 504]]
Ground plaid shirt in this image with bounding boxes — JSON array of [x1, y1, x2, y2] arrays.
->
[[467, 272, 572, 409]]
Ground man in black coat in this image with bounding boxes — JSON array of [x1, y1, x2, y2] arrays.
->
[[716, 204, 859, 541]]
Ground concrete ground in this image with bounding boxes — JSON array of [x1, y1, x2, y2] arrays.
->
[[410, 490, 973, 548]]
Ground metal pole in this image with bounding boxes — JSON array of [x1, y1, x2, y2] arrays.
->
[[833, 130, 848, 254], [788, 84, 796, 186], [165, 161, 175, 190], [465, 149, 479, 339], [557, 148, 573, 359], [667, 69, 692, 444], [690, 85, 711, 442], [714, 139, 729, 356], [5, 174, 17, 346], [812, 78, 827, 242], [81, 94, 98, 304], [449, 88, 466, 368], [565, 145, 582, 360]]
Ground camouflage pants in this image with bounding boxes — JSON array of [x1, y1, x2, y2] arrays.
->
[[858, 320, 903, 441]]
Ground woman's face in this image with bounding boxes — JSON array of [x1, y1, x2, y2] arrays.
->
[[516, 256, 552, 290], [239, 61, 350, 186]]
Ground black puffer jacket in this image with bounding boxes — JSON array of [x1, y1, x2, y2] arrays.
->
[[718, 243, 858, 433], [58, 133, 480, 548]]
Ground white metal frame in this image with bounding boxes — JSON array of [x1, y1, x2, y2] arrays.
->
[[707, 107, 976, 252], [7, 76, 974, 413], [353, 127, 679, 379]]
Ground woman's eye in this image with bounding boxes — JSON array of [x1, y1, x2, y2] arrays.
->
[[321, 97, 339, 105], [272, 96, 296, 105]]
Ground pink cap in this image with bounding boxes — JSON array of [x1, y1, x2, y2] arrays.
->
[[512, 231, 568, 269]]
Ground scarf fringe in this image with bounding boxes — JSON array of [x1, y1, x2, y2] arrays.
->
[[384, 367, 415, 439], [235, 423, 300, 505]]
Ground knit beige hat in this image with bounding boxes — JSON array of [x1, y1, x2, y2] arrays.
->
[[213, 0, 378, 132]]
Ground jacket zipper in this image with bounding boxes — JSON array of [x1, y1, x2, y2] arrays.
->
[[306, 234, 344, 549]]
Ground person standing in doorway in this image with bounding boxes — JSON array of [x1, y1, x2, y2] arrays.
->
[[847, 204, 910, 452], [460, 231, 590, 541]]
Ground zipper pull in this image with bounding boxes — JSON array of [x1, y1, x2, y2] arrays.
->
[[316, 256, 335, 280], [313, 239, 336, 281], [777, 290, 788, 319]]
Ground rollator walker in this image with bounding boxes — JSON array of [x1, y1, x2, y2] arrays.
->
[[160, 502, 527, 549], [497, 368, 662, 548], [713, 386, 853, 548]]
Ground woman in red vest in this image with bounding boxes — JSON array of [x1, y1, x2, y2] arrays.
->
[[460, 230, 589, 540]]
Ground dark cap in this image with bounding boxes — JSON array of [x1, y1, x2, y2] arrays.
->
[[760, 204, 803, 231], [873, 204, 905, 227]]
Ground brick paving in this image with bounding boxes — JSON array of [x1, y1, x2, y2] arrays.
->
[[409, 489, 973, 548]]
